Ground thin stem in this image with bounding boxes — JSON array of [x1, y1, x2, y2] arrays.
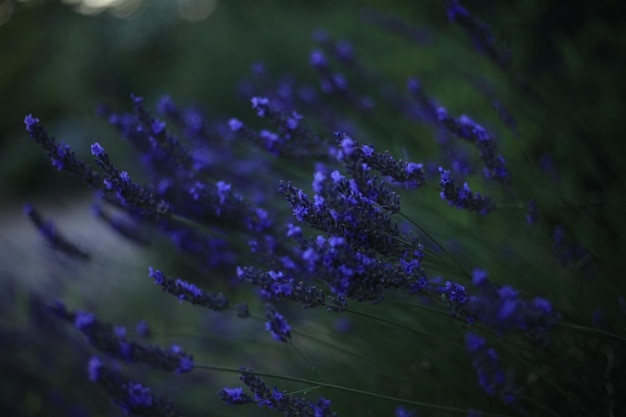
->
[[397, 210, 470, 277], [195, 364, 517, 417], [340, 305, 466, 351], [290, 340, 323, 383], [556, 322, 626, 344]]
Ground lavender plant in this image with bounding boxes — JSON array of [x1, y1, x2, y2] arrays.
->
[[19, 2, 626, 417]]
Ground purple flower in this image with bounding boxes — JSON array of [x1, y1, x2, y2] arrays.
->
[[264, 304, 291, 342], [52, 302, 194, 374], [334, 39, 354, 62], [86, 358, 180, 415], [444, 0, 511, 71], [24, 115, 100, 187], [219, 387, 253, 405], [87, 357, 103, 382], [149, 267, 229, 311], [333, 132, 425, 189], [464, 332, 520, 404], [24, 113, 39, 131], [251, 96, 270, 117], [395, 406, 417, 417], [228, 117, 243, 131], [229, 369, 337, 415], [438, 167, 495, 214], [309, 49, 327, 68], [90, 142, 106, 157], [127, 382, 153, 408]]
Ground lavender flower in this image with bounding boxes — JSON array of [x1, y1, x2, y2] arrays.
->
[[279, 164, 422, 260], [467, 269, 559, 339], [87, 357, 181, 416], [264, 304, 291, 342], [465, 333, 521, 405], [148, 267, 229, 311], [236, 266, 326, 308], [90, 142, 172, 217], [444, 0, 511, 71], [219, 387, 254, 405], [438, 167, 495, 215], [334, 132, 425, 189], [24, 114, 100, 187], [232, 96, 328, 158], [222, 369, 337, 416], [51, 302, 194, 373], [23, 204, 90, 260]]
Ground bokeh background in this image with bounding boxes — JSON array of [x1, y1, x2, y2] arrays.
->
[[1, 0, 625, 416]]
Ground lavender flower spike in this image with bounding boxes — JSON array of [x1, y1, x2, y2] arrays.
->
[[87, 357, 181, 416], [444, 0, 511, 71], [50, 302, 194, 373], [264, 304, 291, 342], [23, 204, 90, 260], [90, 142, 172, 217], [149, 267, 229, 311], [438, 167, 495, 215], [24, 114, 100, 187]]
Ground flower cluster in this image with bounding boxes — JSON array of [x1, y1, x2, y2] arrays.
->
[[50, 302, 194, 373], [19, 2, 624, 417], [465, 333, 520, 405], [221, 368, 336, 416], [88, 357, 181, 417], [148, 267, 229, 311]]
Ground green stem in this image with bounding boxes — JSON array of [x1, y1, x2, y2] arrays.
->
[[290, 339, 323, 383], [340, 305, 466, 351], [195, 364, 516, 417], [397, 211, 470, 277], [556, 322, 626, 343]]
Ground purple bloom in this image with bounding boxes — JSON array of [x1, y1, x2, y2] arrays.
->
[[87, 357, 103, 382], [251, 96, 270, 117], [149, 267, 229, 311], [333, 132, 425, 189], [444, 0, 511, 71], [464, 332, 520, 404], [216, 181, 231, 204], [24, 113, 39, 131], [309, 49, 327, 68], [264, 304, 291, 342], [395, 406, 417, 417], [74, 310, 95, 330], [136, 320, 150, 338], [219, 387, 253, 405], [127, 382, 153, 408], [51, 302, 194, 373], [24, 115, 100, 187], [87, 358, 180, 416], [467, 272, 559, 338], [472, 268, 489, 286], [228, 117, 243, 131], [90, 141, 172, 217], [438, 167, 495, 214], [230, 369, 337, 416], [90, 142, 106, 157], [334, 39, 354, 62]]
